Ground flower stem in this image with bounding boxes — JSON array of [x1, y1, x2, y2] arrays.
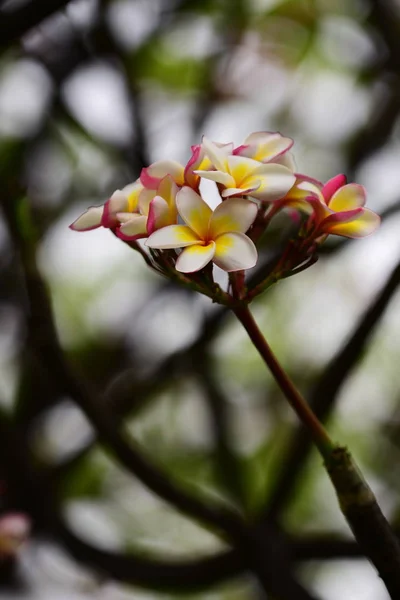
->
[[233, 305, 400, 599], [233, 306, 334, 457]]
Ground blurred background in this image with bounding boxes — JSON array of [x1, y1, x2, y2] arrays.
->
[[1, 0, 400, 598]]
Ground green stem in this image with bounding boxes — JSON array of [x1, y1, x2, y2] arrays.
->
[[233, 306, 334, 457]]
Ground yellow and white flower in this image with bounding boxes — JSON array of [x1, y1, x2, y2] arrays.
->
[[194, 137, 296, 202], [298, 174, 380, 238], [146, 187, 258, 273]]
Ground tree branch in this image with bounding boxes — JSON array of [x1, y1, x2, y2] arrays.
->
[[263, 257, 400, 522], [0, 0, 74, 49]]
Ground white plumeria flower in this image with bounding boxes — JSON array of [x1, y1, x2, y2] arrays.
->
[[146, 187, 258, 273], [194, 137, 296, 202]]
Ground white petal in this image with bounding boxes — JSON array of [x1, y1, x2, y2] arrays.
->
[[221, 186, 258, 198], [248, 164, 296, 202], [106, 190, 130, 215], [176, 187, 212, 238], [243, 131, 279, 145], [118, 215, 148, 239], [209, 198, 258, 237], [202, 137, 230, 171], [275, 151, 296, 171], [214, 232, 257, 272], [239, 132, 293, 162], [194, 169, 235, 187], [226, 155, 262, 183], [69, 206, 103, 231], [175, 242, 216, 273], [146, 225, 199, 249], [138, 189, 156, 216]]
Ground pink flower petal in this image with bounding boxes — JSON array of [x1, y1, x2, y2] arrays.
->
[[175, 242, 216, 273], [147, 196, 174, 235], [214, 232, 257, 272], [69, 206, 103, 231], [176, 187, 212, 238], [320, 207, 363, 228], [209, 198, 258, 238], [146, 224, 199, 249], [140, 160, 185, 189], [328, 183, 366, 212], [322, 174, 347, 202], [307, 197, 331, 222], [323, 208, 380, 238], [184, 144, 202, 189]]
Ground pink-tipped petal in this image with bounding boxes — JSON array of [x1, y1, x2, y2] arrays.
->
[[322, 174, 347, 202], [209, 198, 258, 237], [307, 196, 331, 222], [147, 196, 173, 234], [234, 132, 293, 163], [146, 224, 199, 249], [175, 242, 216, 273], [324, 208, 380, 238], [176, 187, 212, 238], [140, 160, 185, 189], [328, 183, 366, 212], [279, 175, 322, 212], [69, 206, 103, 231], [117, 215, 148, 240], [214, 232, 257, 272], [102, 190, 132, 227], [296, 179, 323, 199], [184, 144, 202, 188]]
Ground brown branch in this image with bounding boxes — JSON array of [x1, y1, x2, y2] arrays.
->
[[263, 256, 400, 522]]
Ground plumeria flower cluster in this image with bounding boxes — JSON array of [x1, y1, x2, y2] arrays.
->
[[71, 132, 380, 305]]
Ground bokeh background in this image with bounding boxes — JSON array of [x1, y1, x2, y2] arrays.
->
[[1, 0, 400, 598]]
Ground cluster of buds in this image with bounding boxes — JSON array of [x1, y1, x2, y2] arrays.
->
[[71, 132, 380, 305]]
